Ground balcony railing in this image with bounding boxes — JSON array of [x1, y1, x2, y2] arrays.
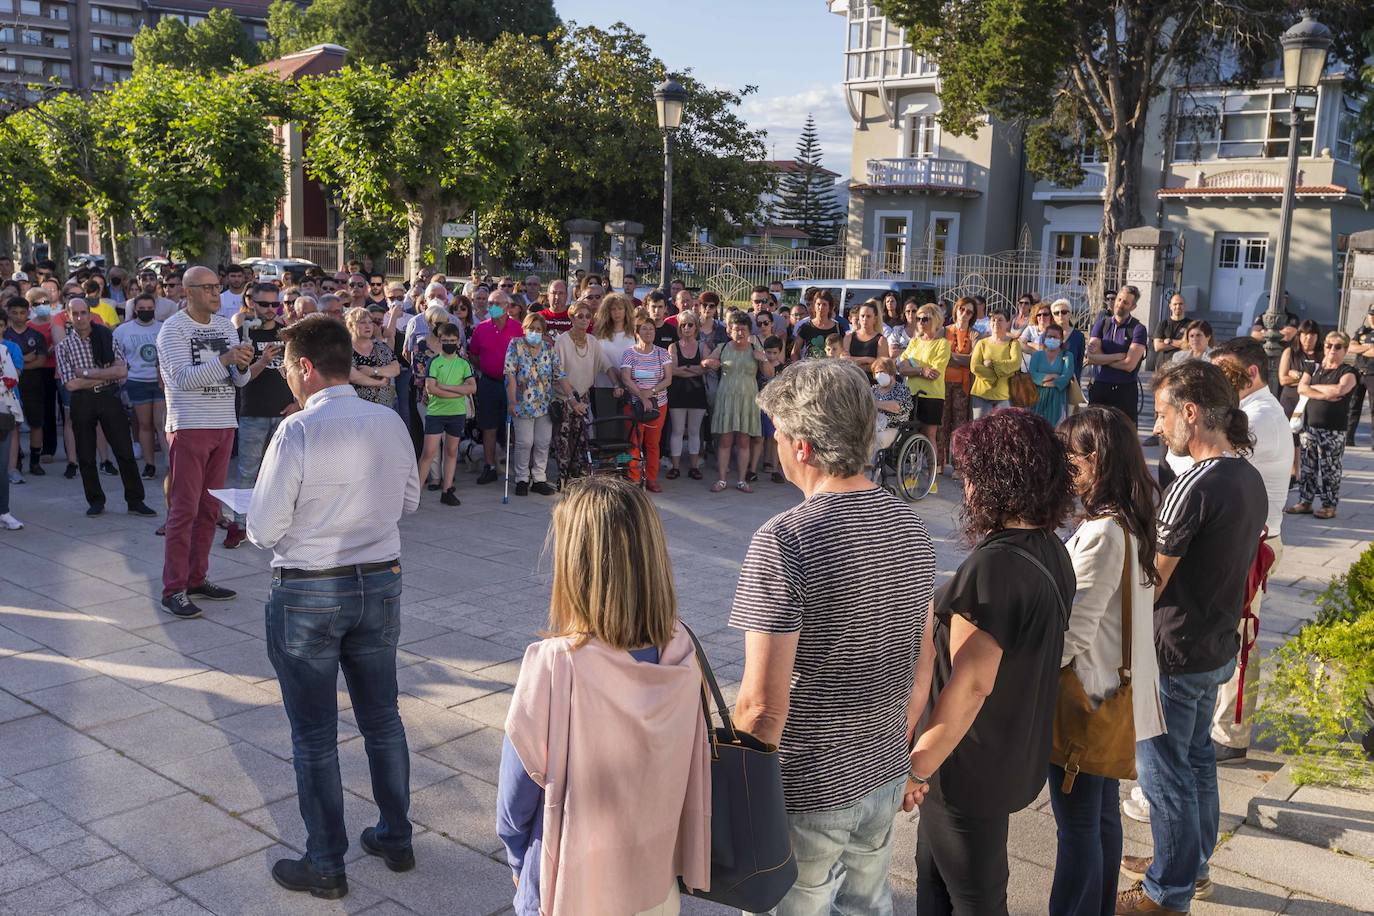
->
[[865, 157, 970, 189]]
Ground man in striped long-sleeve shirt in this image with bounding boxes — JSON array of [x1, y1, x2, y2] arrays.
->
[[155, 265, 265, 619]]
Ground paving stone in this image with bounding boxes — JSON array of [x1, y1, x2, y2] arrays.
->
[[1282, 895, 1369, 914], [0, 855, 56, 895], [137, 898, 214, 916], [141, 671, 277, 723], [0, 689, 33, 725], [345, 832, 512, 916], [82, 643, 209, 688], [96, 875, 179, 916], [130, 619, 254, 657], [336, 737, 455, 806], [386, 694, 482, 753], [0, 649, 101, 696], [188, 638, 276, 684], [0, 715, 103, 776], [448, 689, 513, 730], [417, 726, 503, 784], [1193, 865, 1296, 915], [0, 784, 38, 814], [160, 743, 298, 815], [31, 578, 138, 611], [87, 707, 236, 769], [25, 675, 165, 730], [1210, 825, 1374, 911], [0, 875, 86, 912], [1, 610, 147, 661], [15, 749, 180, 824], [0, 625, 42, 659], [0, 799, 65, 833], [36, 834, 118, 873], [11, 813, 87, 853], [393, 661, 506, 710], [401, 631, 522, 673], [238, 791, 423, 866], [174, 844, 382, 915], [66, 856, 147, 896], [89, 794, 272, 884], [406, 773, 502, 855], [45, 897, 113, 916], [215, 702, 357, 761]]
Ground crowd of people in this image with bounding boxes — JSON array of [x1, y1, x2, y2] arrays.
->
[[0, 249, 1367, 915]]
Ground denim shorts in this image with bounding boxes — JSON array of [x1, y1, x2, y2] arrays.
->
[[123, 379, 164, 405], [424, 414, 466, 437]]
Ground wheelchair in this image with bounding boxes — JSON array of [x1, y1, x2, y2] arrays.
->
[[871, 419, 937, 502]]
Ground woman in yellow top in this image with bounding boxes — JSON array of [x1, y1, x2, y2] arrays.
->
[[969, 311, 1022, 418], [898, 304, 952, 473]]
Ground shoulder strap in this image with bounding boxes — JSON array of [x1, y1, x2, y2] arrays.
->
[[1116, 520, 1133, 684], [679, 623, 738, 750], [984, 538, 1068, 627]]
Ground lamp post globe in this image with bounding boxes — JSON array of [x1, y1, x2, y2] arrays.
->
[[654, 78, 688, 295], [1262, 10, 1331, 394]]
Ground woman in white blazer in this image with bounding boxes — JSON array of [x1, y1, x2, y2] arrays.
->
[[1051, 406, 1166, 916]]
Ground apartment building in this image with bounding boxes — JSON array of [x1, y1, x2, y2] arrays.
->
[[0, 0, 271, 99], [829, 0, 1373, 332]]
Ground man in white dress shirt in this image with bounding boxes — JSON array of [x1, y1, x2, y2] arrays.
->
[[247, 315, 420, 900]]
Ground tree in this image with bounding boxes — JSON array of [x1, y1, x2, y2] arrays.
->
[[1356, 27, 1374, 204], [105, 67, 289, 266], [775, 115, 844, 246], [260, 0, 558, 70], [454, 24, 771, 258], [878, 0, 1374, 276], [296, 57, 524, 278], [133, 8, 261, 73]]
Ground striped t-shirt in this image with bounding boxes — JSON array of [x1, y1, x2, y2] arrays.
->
[[157, 310, 249, 432], [729, 486, 935, 812], [619, 345, 671, 406]]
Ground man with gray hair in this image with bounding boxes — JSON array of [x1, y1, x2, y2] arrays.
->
[[318, 294, 345, 322], [730, 358, 935, 914]]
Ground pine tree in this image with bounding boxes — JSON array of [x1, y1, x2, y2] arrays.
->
[[775, 114, 843, 247]]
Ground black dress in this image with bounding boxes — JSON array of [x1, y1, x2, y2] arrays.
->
[[667, 340, 708, 410], [848, 332, 880, 359], [1279, 347, 1319, 418]]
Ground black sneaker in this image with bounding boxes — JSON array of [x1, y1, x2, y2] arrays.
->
[[127, 502, 157, 517], [745, 471, 759, 483], [141, 464, 156, 479], [439, 488, 460, 506], [270, 857, 347, 900], [100, 460, 118, 476], [426, 481, 441, 491], [360, 827, 415, 873], [514, 481, 529, 496], [476, 465, 498, 485], [530, 481, 556, 496], [160, 591, 202, 619], [28, 462, 44, 476], [1213, 741, 1247, 765], [64, 463, 78, 479], [188, 581, 236, 601], [86, 503, 105, 517]]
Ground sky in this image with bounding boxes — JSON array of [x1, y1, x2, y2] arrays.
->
[[554, 0, 854, 177]]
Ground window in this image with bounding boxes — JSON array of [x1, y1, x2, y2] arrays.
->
[[0, 55, 16, 72], [1174, 90, 1315, 160], [1335, 96, 1359, 162], [1051, 232, 1100, 285], [844, 1, 934, 82], [90, 6, 138, 27], [92, 63, 130, 83], [879, 214, 909, 272], [908, 114, 938, 158], [92, 35, 132, 55], [928, 213, 959, 282], [18, 0, 66, 19], [1216, 237, 1267, 270]]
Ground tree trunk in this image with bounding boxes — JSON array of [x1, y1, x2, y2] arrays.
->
[[406, 201, 444, 283], [112, 215, 136, 271], [1098, 124, 1147, 308], [196, 233, 232, 272], [47, 233, 67, 281]]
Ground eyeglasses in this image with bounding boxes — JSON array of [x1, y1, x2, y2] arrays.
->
[[500, 283, 514, 289], [1325, 343, 1346, 350], [1052, 309, 1071, 316], [751, 299, 770, 306], [250, 299, 278, 308], [388, 296, 405, 303], [916, 316, 931, 323], [1036, 313, 1052, 320], [348, 281, 367, 288]]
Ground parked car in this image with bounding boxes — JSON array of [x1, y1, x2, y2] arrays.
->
[[779, 279, 939, 312], [240, 257, 320, 284], [511, 257, 535, 273], [67, 253, 106, 273], [135, 256, 184, 277]]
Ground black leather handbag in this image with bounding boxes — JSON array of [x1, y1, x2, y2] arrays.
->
[[680, 624, 797, 911]]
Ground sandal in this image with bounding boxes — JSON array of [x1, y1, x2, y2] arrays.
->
[[711, 480, 727, 492], [666, 467, 680, 480], [735, 481, 753, 493], [1314, 507, 1336, 519], [1284, 502, 1312, 515], [771, 471, 785, 483], [688, 467, 703, 480]]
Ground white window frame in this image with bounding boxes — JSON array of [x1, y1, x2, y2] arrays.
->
[[844, 1, 935, 82], [1173, 88, 1319, 161], [905, 114, 939, 159], [874, 208, 912, 274], [1334, 95, 1360, 162], [927, 211, 960, 283]]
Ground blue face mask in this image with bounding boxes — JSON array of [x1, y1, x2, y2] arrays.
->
[[487, 305, 504, 321], [33, 305, 51, 321], [1044, 338, 1062, 351], [524, 331, 542, 346]]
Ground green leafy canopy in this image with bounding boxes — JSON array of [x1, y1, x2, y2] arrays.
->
[[133, 8, 262, 73]]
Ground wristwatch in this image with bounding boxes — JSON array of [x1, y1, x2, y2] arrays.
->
[[908, 767, 929, 786]]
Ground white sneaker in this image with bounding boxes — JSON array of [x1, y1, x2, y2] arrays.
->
[[131, 443, 142, 459], [0, 513, 23, 530], [1123, 785, 1151, 823], [6, 469, 21, 485]]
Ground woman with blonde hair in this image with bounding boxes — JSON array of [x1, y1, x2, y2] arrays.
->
[[898, 303, 951, 475], [346, 306, 399, 406], [498, 476, 711, 916], [593, 291, 634, 391]]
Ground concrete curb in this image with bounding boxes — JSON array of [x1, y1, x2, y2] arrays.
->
[[1247, 762, 1374, 863]]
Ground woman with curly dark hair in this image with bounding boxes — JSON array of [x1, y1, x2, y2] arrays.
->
[[1049, 406, 1166, 916], [906, 407, 1077, 915]]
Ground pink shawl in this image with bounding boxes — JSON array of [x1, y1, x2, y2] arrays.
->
[[505, 624, 712, 915]]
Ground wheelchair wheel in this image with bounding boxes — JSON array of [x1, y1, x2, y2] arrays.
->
[[896, 434, 936, 502]]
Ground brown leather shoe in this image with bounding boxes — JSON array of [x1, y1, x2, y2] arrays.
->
[[1116, 882, 1183, 915], [1120, 858, 1213, 900]]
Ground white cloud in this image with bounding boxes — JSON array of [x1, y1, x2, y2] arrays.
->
[[740, 84, 854, 178]]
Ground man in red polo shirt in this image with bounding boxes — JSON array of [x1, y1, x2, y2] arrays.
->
[[538, 279, 572, 336], [466, 289, 523, 484]]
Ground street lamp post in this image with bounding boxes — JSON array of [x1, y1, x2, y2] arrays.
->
[[654, 78, 687, 297], [1263, 10, 1331, 395]]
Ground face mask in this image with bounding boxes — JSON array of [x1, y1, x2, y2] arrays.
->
[[441, 342, 459, 355], [1044, 338, 1062, 351], [875, 372, 893, 387], [487, 305, 504, 320], [33, 305, 51, 321], [525, 331, 542, 346], [135, 310, 156, 323]]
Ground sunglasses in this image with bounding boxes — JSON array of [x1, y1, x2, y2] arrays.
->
[[1052, 309, 1071, 316], [500, 283, 514, 288], [751, 299, 770, 306], [1325, 343, 1346, 350], [917, 316, 932, 323], [348, 281, 367, 288], [250, 299, 278, 308]]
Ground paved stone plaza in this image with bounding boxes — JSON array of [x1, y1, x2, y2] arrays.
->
[[0, 438, 1370, 915]]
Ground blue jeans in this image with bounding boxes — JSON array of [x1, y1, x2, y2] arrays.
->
[[0, 426, 10, 513], [265, 565, 412, 876], [1047, 767, 1121, 916], [232, 416, 281, 524], [970, 396, 1008, 419], [1136, 659, 1236, 911], [754, 775, 904, 916]]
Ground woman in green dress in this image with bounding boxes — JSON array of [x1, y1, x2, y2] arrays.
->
[[702, 310, 773, 493]]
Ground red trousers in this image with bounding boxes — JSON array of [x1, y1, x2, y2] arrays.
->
[[163, 427, 235, 597], [627, 408, 666, 483]]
